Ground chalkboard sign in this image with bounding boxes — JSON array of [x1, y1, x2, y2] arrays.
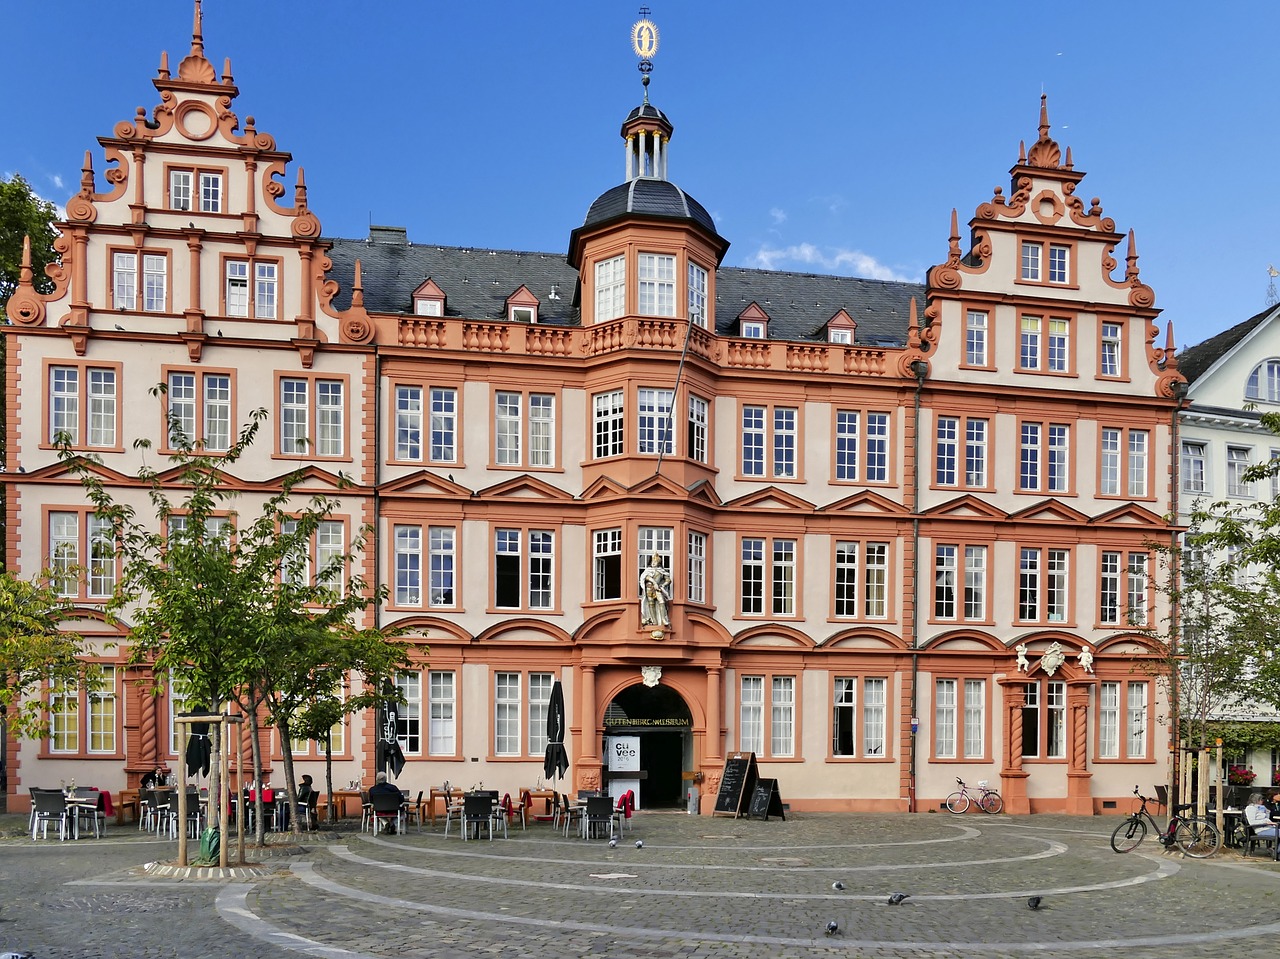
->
[[713, 753, 758, 817], [748, 778, 785, 821]]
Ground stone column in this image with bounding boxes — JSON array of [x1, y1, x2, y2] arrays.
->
[[1065, 682, 1095, 814], [998, 679, 1030, 814]]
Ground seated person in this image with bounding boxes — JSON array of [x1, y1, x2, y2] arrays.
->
[[1244, 793, 1278, 840], [297, 774, 315, 801], [369, 772, 403, 833]]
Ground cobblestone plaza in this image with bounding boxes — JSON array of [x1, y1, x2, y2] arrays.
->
[[2, 811, 1278, 958]]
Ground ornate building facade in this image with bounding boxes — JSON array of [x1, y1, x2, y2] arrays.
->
[[3, 7, 1184, 813]]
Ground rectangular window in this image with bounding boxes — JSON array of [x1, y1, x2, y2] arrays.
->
[[833, 678, 889, 758], [254, 263, 277, 319], [936, 678, 985, 759], [528, 673, 553, 755], [143, 254, 167, 312], [396, 672, 422, 755], [741, 538, 764, 615], [428, 526, 455, 607], [430, 387, 457, 462], [1126, 552, 1149, 626], [1100, 551, 1120, 625], [742, 406, 764, 477], [113, 252, 137, 310], [1048, 244, 1069, 284], [530, 394, 554, 467], [495, 528, 553, 610], [1022, 680, 1067, 759], [637, 388, 673, 455], [740, 320, 765, 339], [966, 419, 988, 486], [688, 262, 708, 326], [741, 404, 798, 479], [49, 365, 120, 450], [773, 407, 797, 478], [167, 370, 231, 452], [492, 389, 556, 468], [199, 171, 222, 213], [595, 254, 626, 322], [964, 545, 987, 620], [594, 390, 625, 458], [496, 391, 521, 466], [1047, 317, 1069, 372], [1020, 422, 1071, 492], [224, 259, 278, 318], [394, 525, 421, 606], [834, 540, 890, 619], [428, 671, 455, 756], [170, 170, 192, 211], [935, 545, 957, 619], [395, 385, 422, 461], [935, 679, 957, 759], [1047, 424, 1069, 492], [1020, 241, 1041, 281], [835, 410, 859, 480], [963, 679, 985, 758], [1020, 423, 1041, 491], [865, 542, 888, 617], [111, 250, 168, 313], [687, 530, 707, 604], [1100, 321, 1123, 377], [1181, 441, 1206, 494], [833, 678, 856, 757], [866, 413, 889, 482], [1019, 547, 1069, 622], [1100, 428, 1120, 495], [88, 665, 117, 753], [528, 530, 553, 609], [593, 528, 622, 601], [740, 676, 763, 754], [638, 253, 676, 316], [1126, 683, 1148, 758], [1127, 430, 1148, 497], [1099, 682, 1119, 759], [495, 529, 521, 609], [279, 377, 344, 457], [1101, 427, 1149, 497], [965, 310, 988, 366], [687, 395, 708, 463], [226, 260, 248, 316], [936, 417, 958, 486], [835, 411, 891, 482], [49, 511, 115, 600], [863, 677, 886, 756], [1227, 446, 1253, 497], [771, 676, 795, 757], [741, 537, 797, 617], [495, 672, 521, 756], [1020, 315, 1041, 369], [49, 679, 79, 753], [772, 539, 795, 615]]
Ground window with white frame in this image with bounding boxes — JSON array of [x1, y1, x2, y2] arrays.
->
[[933, 544, 986, 621], [593, 528, 622, 600], [965, 310, 988, 366], [48, 677, 80, 753], [638, 253, 676, 316], [87, 665, 117, 753], [740, 537, 796, 616], [395, 672, 422, 754], [1018, 547, 1068, 622], [740, 676, 764, 754], [739, 674, 796, 758], [771, 676, 795, 757], [936, 416, 988, 487], [741, 404, 798, 478], [49, 510, 115, 600], [1126, 682, 1148, 758], [428, 671, 455, 756], [833, 676, 887, 758], [167, 674, 194, 756], [1022, 680, 1066, 759], [835, 410, 890, 482], [394, 525, 422, 606], [1020, 241, 1041, 281], [1100, 321, 1123, 377], [688, 530, 707, 604], [495, 672, 521, 756], [224, 259, 277, 318], [834, 540, 889, 619], [1021, 241, 1069, 284], [1099, 551, 1121, 625], [637, 388, 673, 455], [829, 327, 852, 344], [495, 528, 554, 610], [934, 677, 985, 759], [280, 377, 344, 456], [595, 254, 626, 322], [1048, 244, 1069, 283], [740, 320, 765, 339], [1246, 359, 1280, 402], [1019, 315, 1070, 371], [1126, 551, 1149, 626], [687, 395, 709, 463], [1181, 441, 1206, 494], [1018, 422, 1069, 493], [166, 168, 226, 214], [688, 261, 709, 326], [395, 385, 423, 461], [1100, 427, 1148, 497], [636, 526, 673, 600], [112, 251, 168, 312], [593, 390, 625, 458], [167, 370, 231, 452], [528, 672, 553, 754], [49, 365, 118, 448], [1227, 446, 1253, 497], [429, 526, 455, 607]]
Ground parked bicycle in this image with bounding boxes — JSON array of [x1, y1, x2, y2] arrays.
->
[[1109, 787, 1221, 857], [945, 777, 1003, 814]]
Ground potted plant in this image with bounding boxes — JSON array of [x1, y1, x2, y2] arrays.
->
[[1227, 764, 1257, 786]]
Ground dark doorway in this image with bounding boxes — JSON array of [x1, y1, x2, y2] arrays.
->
[[640, 731, 684, 806], [603, 682, 693, 809]]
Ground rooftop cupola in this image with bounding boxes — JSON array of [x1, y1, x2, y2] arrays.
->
[[622, 103, 673, 181]]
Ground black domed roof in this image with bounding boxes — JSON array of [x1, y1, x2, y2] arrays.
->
[[581, 178, 717, 235], [623, 102, 671, 127]]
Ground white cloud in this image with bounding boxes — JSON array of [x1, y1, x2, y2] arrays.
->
[[769, 207, 787, 225], [748, 243, 917, 282], [49, 174, 64, 190]]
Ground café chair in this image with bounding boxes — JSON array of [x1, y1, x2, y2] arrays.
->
[[462, 794, 496, 841], [1153, 784, 1169, 816], [558, 793, 583, 838], [1241, 816, 1278, 857], [402, 790, 425, 833], [360, 790, 373, 833], [583, 796, 615, 840], [370, 791, 404, 836], [71, 787, 106, 839], [31, 789, 69, 841]]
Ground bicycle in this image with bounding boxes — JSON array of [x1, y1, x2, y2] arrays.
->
[[1109, 787, 1221, 857], [945, 777, 1003, 814]]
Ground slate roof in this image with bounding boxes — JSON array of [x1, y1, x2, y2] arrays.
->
[[325, 230, 924, 347], [1177, 304, 1276, 385], [581, 179, 717, 237]]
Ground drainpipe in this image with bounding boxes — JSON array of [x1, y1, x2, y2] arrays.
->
[[373, 343, 382, 634], [908, 358, 929, 813], [1168, 377, 1187, 804]]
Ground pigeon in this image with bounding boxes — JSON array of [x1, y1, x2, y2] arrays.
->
[[1027, 896, 1043, 911], [887, 892, 910, 905], [635, 839, 644, 849], [831, 881, 845, 891], [608, 838, 617, 848], [114, 324, 125, 331], [825, 920, 839, 936]]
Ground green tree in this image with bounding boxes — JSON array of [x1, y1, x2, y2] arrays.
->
[[0, 570, 92, 741], [0, 173, 59, 319], [61, 393, 397, 852]]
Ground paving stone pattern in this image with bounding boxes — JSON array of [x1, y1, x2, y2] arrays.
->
[[2, 810, 1279, 958]]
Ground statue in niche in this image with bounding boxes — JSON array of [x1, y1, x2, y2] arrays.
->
[[639, 554, 672, 628], [1077, 645, 1095, 674]]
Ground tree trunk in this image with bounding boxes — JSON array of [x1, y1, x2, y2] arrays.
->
[[323, 730, 335, 824], [248, 706, 265, 845], [278, 716, 301, 837]]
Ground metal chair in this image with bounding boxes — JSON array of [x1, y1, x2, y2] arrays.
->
[[558, 793, 583, 838], [369, 791, 404, 836], [31, 789, 69, 841], [1153, 784, 1169, 815], [583, 796, 615, 840], [403, 790, 425, 833], [462, 794, 495, 841], [360, 790, 373, 832], [71, 787, 106, 839]]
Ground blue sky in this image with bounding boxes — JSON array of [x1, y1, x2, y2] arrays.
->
[[2, 1, 1273, 349]]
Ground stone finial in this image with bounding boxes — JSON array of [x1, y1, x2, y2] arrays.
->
[[158, 51, 170, 80], [351, 259, 365, 308], [947, 208, 961, 263], [222, 57, 233, 85], [79, 151, 95, 196], [177, 0, 216, 83], [294, 166, 308, 209]]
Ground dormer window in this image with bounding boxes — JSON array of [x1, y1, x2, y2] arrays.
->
[[825, 309, 856, 345], [511, 307, 534, 323], [506, 285, 540, 325], [737, 302, 771, 340], [741, 321, 765, 339], [829, 328, 852, 344], [412, 278, 446, 317]]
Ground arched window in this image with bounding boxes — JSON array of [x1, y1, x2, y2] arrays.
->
[[1245, 359, 1280, 402]]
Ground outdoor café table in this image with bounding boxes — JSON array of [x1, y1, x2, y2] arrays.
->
[[427, 788, 454, 825], [326, 789, 363, 820], [116, 788, 140, 826], [520, 788, 556, 819]]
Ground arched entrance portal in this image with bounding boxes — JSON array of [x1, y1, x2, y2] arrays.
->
[[603, 684, 693, 809]]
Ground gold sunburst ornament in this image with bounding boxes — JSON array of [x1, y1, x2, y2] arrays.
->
[[632, 17, 659, 61]]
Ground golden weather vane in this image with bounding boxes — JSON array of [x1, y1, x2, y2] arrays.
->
[[632, 7, 659, 100]]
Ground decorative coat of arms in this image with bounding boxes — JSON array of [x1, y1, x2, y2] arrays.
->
[[641, 666, 662, 688], [1037, 641, 1066, 677]]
